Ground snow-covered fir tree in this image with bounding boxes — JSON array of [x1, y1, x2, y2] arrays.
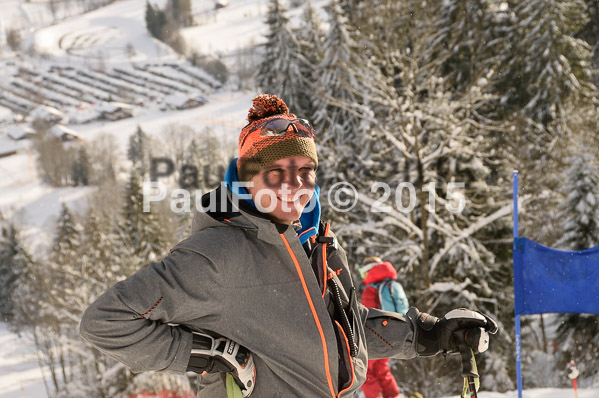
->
[[121, 167, 169, 262], [303, 2, 515, 392], [72, 145, 91, 186], [424, 0, 498, 93], [0, 219, 33, 324], [128, 125, 149, 174], [313, 0, 371, 150], [292, 0, 325, 118], [312, 0, 395, 184], [257, 0, 309, 112], [575, 0, 599, 89], [555, 149, 599, 250], [494, 0, 596, 123], [553, 147, 599, 383]]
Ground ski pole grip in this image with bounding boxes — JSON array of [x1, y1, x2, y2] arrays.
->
[[454, 329, 478, 378]]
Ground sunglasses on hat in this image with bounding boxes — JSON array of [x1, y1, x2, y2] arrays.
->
[[241, 117, 316, 148]]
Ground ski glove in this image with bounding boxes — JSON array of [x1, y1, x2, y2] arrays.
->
[[187, 331, 256, 397], [407, 307, 498, 357]]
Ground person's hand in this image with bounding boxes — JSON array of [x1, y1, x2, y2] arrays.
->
[[187, 332, 255, 397], [407, 307, 498, 356]]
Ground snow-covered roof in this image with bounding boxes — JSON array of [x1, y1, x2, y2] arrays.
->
[[5, 124, 34, 140], [164, 94, 198, 107], [95, 101, 136, 113], [67, 109, 101, 124], [49, 124, 81, 139], [28, 105, 65, 120]]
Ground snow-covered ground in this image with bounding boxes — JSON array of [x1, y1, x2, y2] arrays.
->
[[33, 0, 173, 63], [0, 323, 48, 398], [442, 388, 599, 398], [180, 0, 327, 60]]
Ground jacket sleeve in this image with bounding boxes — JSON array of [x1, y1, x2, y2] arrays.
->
[[79, 246, 225, 374], [359, 303, 418, 360]]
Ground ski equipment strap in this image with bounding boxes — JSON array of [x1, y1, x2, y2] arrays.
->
[[455, 329, 480, 398], [227, 373, 244, 398], [377, 279, 397, 312], [460, 348, 479, 398]]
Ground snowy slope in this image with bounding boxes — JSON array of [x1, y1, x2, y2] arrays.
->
[[180, 0, 328, 60], [0, 322, 48, 398], [33, 0, 173, 63]]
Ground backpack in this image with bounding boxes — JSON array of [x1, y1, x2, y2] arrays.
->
[[371, 278, 409, 314]]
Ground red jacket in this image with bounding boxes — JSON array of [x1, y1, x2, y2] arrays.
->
[[361, 262, 397, 309], [361, 262, 401, 398]]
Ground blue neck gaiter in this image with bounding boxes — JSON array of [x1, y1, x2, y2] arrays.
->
[[224, 158, 320, 244]]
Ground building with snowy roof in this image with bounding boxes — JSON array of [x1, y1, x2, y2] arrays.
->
[[27, 105, 69, 125], [48, 124, 81, 142], [97, 102, 135, 121], [164, 94, 207, 110], [4, 124, 34, 140]]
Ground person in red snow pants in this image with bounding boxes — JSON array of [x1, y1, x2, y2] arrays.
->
[[360, 256, 407, 398]]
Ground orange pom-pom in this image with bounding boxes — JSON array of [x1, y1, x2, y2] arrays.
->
[[247, 94, 289, 122]]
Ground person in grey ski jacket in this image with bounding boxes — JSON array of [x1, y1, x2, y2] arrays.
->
[[80, 94, 498, 398]]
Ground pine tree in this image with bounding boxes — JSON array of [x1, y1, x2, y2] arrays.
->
[[292, 0, 325, 118], [316, 51, 512, 395], [35, 204, 84, 391], [312, 0, 396, 188], [145, 1, 167, 40], [424, 0, 497, 93], [494, 0, 596, 123], [555, 150, 599, 250], [0, 220, 34, 324], [72, 145, 91, 186], [552, 147, 599, 382], [257, 0, 310, 114], [73, 209, 134, 396], [128, 125, 149, 175], [121, 167, 169, 261]]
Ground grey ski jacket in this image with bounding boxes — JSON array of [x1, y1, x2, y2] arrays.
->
[[80, 186, 419, 397]]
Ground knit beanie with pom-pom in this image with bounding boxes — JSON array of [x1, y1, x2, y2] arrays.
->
[[237, 94, 318, 181]]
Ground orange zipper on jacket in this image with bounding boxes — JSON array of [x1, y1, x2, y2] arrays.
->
[[280, 233, 336, 398], [321, 222, 330, 297]]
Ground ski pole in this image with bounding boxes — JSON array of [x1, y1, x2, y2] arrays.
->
[[454, 329, 479, 398], [568, 360, 580, 398]]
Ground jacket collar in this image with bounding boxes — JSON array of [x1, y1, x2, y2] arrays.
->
[[191, 183, 301, 247]]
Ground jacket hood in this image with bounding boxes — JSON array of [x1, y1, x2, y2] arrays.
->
[[363, 261, 397, 284]]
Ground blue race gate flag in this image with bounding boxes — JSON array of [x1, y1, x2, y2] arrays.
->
[[513, 237, 599, 315]]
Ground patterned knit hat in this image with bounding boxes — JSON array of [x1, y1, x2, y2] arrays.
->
[[237, 94, 318, 181]]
